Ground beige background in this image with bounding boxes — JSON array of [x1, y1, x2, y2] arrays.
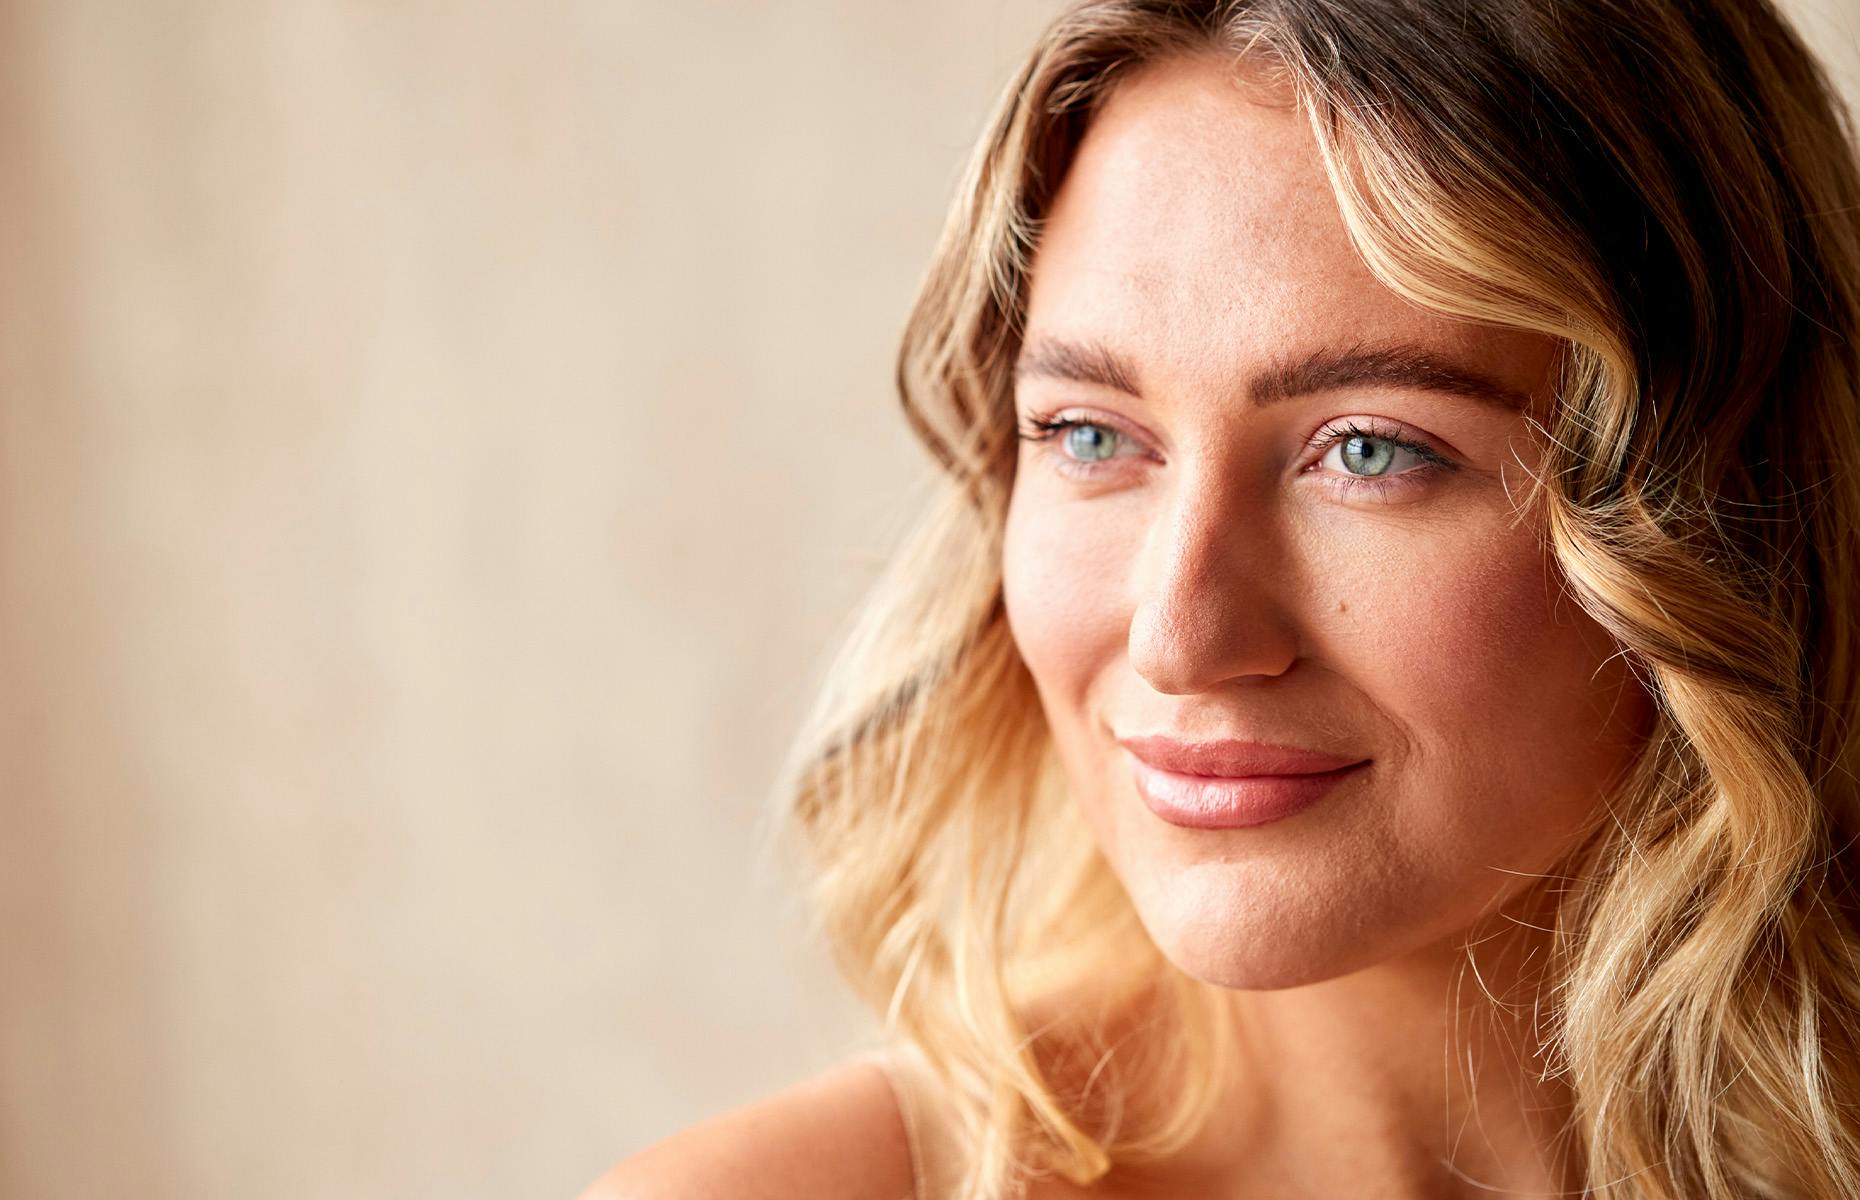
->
[[0, 3, 1851, 1198]]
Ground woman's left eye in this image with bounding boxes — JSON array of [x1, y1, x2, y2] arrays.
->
[[1316, 426, 1428, 472], [1307, 421, 1457, 499]]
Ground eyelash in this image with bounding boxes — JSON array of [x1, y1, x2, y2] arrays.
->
[[1013, 411, 1458, 500]]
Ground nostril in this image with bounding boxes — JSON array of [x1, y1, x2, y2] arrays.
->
[[1127, 592, 1300, 696]]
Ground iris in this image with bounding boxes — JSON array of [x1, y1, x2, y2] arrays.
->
[[1340, 434, 1395, 476]]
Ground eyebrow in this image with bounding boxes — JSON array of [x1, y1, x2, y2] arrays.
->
[[1012, 335, 1534, 412], [1012, 337, 1143, 396]]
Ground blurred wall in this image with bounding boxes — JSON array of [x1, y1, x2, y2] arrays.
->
[[0, 3, 1852, 1199]]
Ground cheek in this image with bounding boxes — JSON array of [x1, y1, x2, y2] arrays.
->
[[1350, 526, 1555, 721], [1000, 486, 1130, 713], [1335, 517, 1649, 865]]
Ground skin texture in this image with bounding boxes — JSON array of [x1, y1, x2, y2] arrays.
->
[[998, 52, 1657, 1197]]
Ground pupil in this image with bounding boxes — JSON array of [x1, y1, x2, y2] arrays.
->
[[1342, 435, 1394, 476]]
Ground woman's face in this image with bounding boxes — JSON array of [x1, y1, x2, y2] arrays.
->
[[1001, 53, 1654, 990]]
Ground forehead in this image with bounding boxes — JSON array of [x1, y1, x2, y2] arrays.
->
[[1024, 53, 1529, 396]]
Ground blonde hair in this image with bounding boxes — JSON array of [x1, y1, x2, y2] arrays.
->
[[775, 2, 1860, 1196]]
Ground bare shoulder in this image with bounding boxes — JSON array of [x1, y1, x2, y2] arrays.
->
[[577, 1056, 914, 1200]]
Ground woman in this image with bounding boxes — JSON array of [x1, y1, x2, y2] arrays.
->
[[592, 0, 1860, 1196]]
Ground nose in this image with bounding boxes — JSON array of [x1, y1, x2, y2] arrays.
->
[[1126, 468, 1301, 694]]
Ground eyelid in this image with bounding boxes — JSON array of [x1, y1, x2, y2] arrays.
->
[[1303, 416, 1454, 467], [1017, 406, 1152, 444]]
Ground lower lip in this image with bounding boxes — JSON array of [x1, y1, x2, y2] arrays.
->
[[1128, 755, 1370, 830]]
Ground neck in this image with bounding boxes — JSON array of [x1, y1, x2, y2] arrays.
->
[[1132, 890, 1584, 1198]]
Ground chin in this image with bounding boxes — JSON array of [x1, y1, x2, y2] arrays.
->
[[1143, 920, 1374, 992], [1119, 857, 1447, 991]]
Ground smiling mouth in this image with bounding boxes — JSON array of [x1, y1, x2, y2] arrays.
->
[[1125, 754, 1371, 830]]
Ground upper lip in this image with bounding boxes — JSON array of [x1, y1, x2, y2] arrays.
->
[[1118, 734, 1366, 778]]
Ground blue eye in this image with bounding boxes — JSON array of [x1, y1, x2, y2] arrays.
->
[[1062, 422, 1119, 462], [1015, 413, 1133, 479], [1308, 421, 1457, 499], [1326, 432, 1423, 477], [1341, 434, 1392, 475]]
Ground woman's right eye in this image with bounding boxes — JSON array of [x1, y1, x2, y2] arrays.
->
[[1015, 414, 1133, 478], [1057, 420, 1121, 462]]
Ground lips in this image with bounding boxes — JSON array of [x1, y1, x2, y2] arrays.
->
[[1117, 734, 1371, 830], [1116, 734, 1364, 778]]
